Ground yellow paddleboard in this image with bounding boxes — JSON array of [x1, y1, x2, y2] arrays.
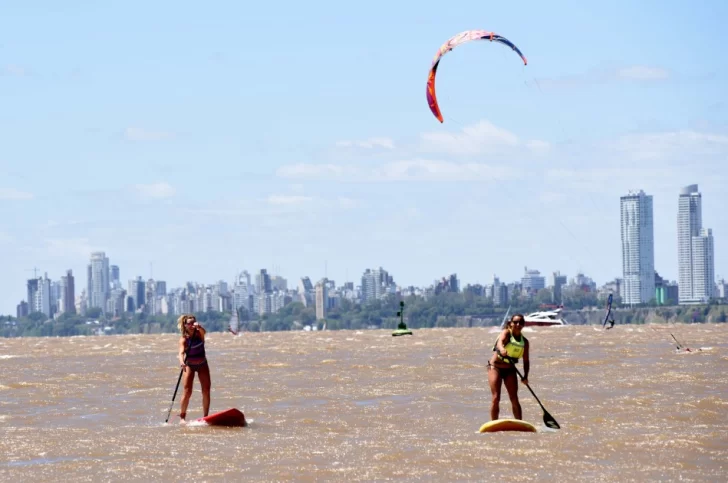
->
[[479, 419, 537, 433]]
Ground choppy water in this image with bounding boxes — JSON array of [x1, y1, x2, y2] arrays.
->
[[1, 324, 726, 482]]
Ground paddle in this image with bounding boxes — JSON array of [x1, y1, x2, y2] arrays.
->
[[164, 341, 189, 423], [513, 365, 560, 429], [670, 333, 689, 351]]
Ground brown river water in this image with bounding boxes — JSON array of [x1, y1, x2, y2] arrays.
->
[[1, 324, 726, 482]]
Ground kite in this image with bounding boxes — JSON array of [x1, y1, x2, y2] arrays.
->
[[426, 30, 527, 123]]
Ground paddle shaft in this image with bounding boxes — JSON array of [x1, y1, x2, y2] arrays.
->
[[164, 340, 190, 423], [513, 365, 560, 429], [512, 366, 546, 410], [670, 333, 684, 350]]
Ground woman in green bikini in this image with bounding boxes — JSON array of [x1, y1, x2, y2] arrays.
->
[[487, 313, 529, 421]]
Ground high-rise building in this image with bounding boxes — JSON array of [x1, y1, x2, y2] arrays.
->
[[26, 278, 39, 314], [315, 278, 328, 320], [110, 265, 121, 289], [361, 267, 393, 302], [256, 269, 271, 294], [692, 228, 715, 301], [60, 269, 76, 314], [128, 276, 146, 312], [89, 252, 110, 311], [29, 274, 52, 317], [620, 190, 655, 304], [677, 185, 715, 304], [521, 267, 546, 294], [16, 301, 29, 318], [550, 272, 568, 304], [298, 276, 314, 306]]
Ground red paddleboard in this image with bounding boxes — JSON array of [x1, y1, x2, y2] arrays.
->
[[195, 408, 246, 427]]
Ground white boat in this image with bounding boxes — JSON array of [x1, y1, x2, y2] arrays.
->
[[523, 308, 568, 327]]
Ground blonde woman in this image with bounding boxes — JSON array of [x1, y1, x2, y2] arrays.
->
[[177, 314, 211, 423]]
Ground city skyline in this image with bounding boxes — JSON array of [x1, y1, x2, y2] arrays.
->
[[10, 190, 725, 318], [7, 181, 725, 316], [2, 1, 727, 315]]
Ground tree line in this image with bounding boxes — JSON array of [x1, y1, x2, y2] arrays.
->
[[2, 288, 726, 338]]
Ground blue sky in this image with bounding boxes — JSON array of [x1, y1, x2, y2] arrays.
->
[[2, 0, 727, 315]]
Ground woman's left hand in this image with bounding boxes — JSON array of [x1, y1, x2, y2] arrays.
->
[[520, 378, 528, 385]]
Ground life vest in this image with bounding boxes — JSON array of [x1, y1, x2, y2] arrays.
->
[[493, 330, 525, 364]]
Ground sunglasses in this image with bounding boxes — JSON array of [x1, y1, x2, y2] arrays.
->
[[185, 319, 197, 325]]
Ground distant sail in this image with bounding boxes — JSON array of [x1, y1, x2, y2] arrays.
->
[[228, 308, 240, 336]]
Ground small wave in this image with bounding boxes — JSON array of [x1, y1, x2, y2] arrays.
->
[[128, 388, 161, 394]]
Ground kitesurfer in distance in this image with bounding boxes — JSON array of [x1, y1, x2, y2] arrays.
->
[[177, 314, 211, 424], [487, 314, 529, 421]]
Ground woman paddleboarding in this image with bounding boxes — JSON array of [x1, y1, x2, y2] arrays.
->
[[487, 313, 530, 421], [177, 314, 212, 424]]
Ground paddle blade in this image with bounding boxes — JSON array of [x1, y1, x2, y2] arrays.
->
[[543, 411, 560, 429]]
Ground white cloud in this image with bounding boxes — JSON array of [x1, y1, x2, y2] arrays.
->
[[544, 128, 728, 194], [276, 163, 357, 179], [283, 124, 726, 201], [185, 207, 256, 217], [186, 193, 356, 219], [337, 197, 359, 209], [0, 188, 34, 200], [539, 192, 568, 204], [1, 65, 28, 76], [267, 195, 314, 205], [545, 166, 675, 186], [276, 159, 521, 182], [133, 182, 176, 199], [418, 119, 550, 158], [533, 65, 670, 90], [289, 183, 305, 193], [124, 127, 174, 141], [526, 139, 551, 154], [610, 129, 728, 161], [420, 120, 519, 155], [616, 66, 669, 81], [335, 137, 395, 149], [43, 238, 98, 258], [373, 159, 520, 181]]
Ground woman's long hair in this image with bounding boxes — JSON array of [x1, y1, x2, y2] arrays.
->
[[177, 314, 191, 336]]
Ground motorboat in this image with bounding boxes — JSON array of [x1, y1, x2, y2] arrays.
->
[[523, 308, 568, 327]]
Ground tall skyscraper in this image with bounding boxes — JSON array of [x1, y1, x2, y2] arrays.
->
[[315, 278, 329, 320], [88, 251, 110, 311], [128, 276, 146, 311], [620, 190, 655, 305], [677, 185, 715, 304], [691, 228, 715, 302], [60, 269, 76, 315], [110, 265, 120, 289], [26, 276, 52, 317]]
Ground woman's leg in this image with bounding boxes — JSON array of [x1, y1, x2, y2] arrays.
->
[[179, 366, 195, 421], [198, 363, 212, 417], [502, 369, 522, 420], [488, 364, 503, 421]]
